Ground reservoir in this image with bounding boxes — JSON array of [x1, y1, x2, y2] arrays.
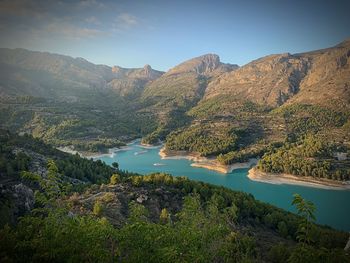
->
[[96, 140, 350, 231]]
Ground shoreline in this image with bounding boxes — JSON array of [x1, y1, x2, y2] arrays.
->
[[159, 147, 257, 174], [59, 143, 350, 191], [248, 167, 350, 191], [57, 145, 132, 159]]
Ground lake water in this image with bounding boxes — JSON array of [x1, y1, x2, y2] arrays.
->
[[96, 140, 350, 231]]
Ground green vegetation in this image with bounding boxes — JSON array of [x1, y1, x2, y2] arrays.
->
[[273, 104, 348, 137], [257, 135, 350, 181], [292, 194, 316, 246], [217, 145, 270, 165], [166, 124, 238, 156], [109, 173, 120, 185], [0, 132, 349, 262], [0, 130, 119, 185], [1, 170, 349, 262], [188, 96, 271, 119], [0, 92, 157, 152]]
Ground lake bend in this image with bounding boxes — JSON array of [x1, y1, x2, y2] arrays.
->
[[96, 140, 350, 232]]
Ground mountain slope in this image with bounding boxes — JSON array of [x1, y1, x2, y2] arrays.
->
[[142, 54, 238, 105], [163, 40, 350, 176], [203, 39, 350, 110], [140, 54, 238, 143], [0, 49, 163, 149], [286, 39, 350, 110], [0, 48, 163, 100]]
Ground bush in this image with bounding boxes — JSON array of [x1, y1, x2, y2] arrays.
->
[[93, 201, 104, 216], [110, 174, 120, 185]]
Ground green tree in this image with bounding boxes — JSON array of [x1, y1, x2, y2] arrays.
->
[[112, 162, 119, 169], [291, 194, 316, 246]]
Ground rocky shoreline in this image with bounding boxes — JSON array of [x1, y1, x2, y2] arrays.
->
[[248, 167, 350, 190], [60, 144, 350, 190], [159, 147, 257, 174]]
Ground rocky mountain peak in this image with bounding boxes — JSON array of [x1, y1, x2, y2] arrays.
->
[[166, 53, 236, 76], [143, 64, 152, 75], [143, 64, 152, 70], [112, 65, 122, 73]]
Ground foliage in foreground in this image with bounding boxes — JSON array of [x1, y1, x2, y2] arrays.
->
[[1, 169, 350, 262]]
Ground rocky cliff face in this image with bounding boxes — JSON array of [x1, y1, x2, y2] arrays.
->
[[203, 40, 350, 109], [165, 54, 238, 76], [203, 53, 310, 107], [286, 39, 350, 110]]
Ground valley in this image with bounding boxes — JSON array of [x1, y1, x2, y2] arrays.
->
[[2, 40, 349, 188], [1, 40, 350, 262]]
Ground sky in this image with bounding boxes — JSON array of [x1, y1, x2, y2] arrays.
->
[[0, 0, 349, 71]]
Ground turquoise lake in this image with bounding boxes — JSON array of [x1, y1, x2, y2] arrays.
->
[[96, 140, 350, 232]]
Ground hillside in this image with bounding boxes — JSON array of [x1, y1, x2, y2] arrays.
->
[[0, 48, 163, 150], [203, 39, 350, 110], [0, 131, 349, 262], [0, 48, 163, 99], [140, 54, 238, 143], [161, 40, 350, 183]]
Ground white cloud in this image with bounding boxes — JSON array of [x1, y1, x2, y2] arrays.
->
[[78, 0, 105, 9], [85, 16, 101, 25], [116, 13, 138, 27], [111, 13, 139, 33], [118, 13, 138, 26]]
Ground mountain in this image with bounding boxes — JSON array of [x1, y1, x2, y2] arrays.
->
[[0, 49, 163, 149], [142, 54, 238, 105], [286, 39, 350, 110], [161, 41, 350, 180], [0, 48, 163, 100], [140, 54, 238, 143], [108, 64, 163, 98], [203, 39, 350, 109]]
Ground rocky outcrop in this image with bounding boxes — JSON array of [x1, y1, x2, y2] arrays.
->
[[70, 183, 184, 226], [0, 180, 35, 226], [165, 53, 238, 76]]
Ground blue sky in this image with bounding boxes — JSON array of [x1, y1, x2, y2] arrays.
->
[[0, 0, 349, 70]]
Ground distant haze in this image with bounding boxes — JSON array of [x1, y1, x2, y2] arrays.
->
[[0, 0, 349, 71]]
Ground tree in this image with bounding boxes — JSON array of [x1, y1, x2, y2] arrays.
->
[[112, 162, 119, 170], [291, 194, 316, 246]]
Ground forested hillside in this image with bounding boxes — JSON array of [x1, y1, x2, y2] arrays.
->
[[0, 131, 349, 262]]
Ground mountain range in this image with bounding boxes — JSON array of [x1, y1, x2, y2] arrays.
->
[[0, 39, 349, 156]]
